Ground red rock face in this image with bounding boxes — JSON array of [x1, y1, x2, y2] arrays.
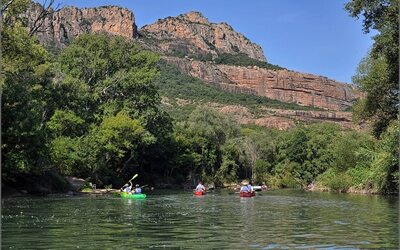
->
[[25, 2, 137, 47], [163, 56, 361, 111], [140, 11, 266, 62], [24, 2, 364, 130]]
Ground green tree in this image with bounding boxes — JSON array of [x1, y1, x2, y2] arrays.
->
[[328, 130, 375, 171], [48, 136, 81, 176], [57, 34, 161, 125], [174, 107, 240, 184], [46, 110, 85, 137], [1, 14, 55, 178], [50, 34, 173, 185], [79, 112, 154, 185], [346, 0, 399, 137], [369, 121, 399, 193], [275, 124, 341, 185]]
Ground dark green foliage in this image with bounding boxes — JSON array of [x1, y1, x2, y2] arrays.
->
[[368, 121, 399, 193], [346, 0, 399, 137], [1, 13, 170, 187], [327, 130, 375, 172], [50, 34, 170, 185], [339, 0, 399, 194], [46, 110, 86, 137], [172, 107, 240, 184], [2, 22, 54, 177], [318, 169, 352, 192], [273, 124, 339, 185], [57, 34, 161, 123]]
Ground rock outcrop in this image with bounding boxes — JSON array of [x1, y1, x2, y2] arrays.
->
[[140, 11, 266, 62], [25, 1, 137, 47], [24, 2, 362, 127], [163, 56, 361, 111]]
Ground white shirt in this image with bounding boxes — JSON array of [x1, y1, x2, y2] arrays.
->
[[196, 184, 205, 191]]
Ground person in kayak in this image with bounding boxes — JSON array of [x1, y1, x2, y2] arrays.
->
[[240, 180, 254, 194], [122, 181, 133, 193], [134, 184, 142, 194], [195, 182, 206, 193]]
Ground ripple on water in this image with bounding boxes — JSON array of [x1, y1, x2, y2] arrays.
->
[[1, 190, 399, 249]]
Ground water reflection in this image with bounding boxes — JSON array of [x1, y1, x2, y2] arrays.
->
[[2, 190, 398, 249]]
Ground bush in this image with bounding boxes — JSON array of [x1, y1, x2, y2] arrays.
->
[[317, 169, 352, 192], [279, 172, 302, 188], [369, 121, 399, 193], [346, 166, 372, 190]]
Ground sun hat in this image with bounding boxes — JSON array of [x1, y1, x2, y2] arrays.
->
[[241, 179, 249, 185]]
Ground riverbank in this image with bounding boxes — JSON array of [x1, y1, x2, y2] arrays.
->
[[2, 174, 395, 198], [4, 186, 389, 199], [305, 183, 385, 195]]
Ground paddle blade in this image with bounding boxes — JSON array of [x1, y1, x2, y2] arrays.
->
[[130, 174, 138, 181]]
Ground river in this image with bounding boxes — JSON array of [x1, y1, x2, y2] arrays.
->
[[2, 189, 398, 249]]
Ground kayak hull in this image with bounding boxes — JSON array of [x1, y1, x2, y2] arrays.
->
[[240, 192, 255, 197], [194, 191, 206, 196], [121, 192, 146, 199]]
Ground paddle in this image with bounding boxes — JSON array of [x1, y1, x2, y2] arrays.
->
[[120, 174, 138, 191], [129, 173, 138, 182]]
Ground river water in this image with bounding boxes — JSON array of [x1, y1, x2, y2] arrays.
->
[[2, 189, 398, 249]]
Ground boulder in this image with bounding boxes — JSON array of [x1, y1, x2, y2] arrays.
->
[[67, 177, 86, 191]]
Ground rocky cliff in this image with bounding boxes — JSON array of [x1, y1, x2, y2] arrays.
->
[[140, 11, 266, 62], [25, 1, 137, 47], [24, 2, 363, 128], [163, 56, 361, 111]]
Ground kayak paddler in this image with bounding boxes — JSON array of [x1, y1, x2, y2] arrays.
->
[[134, 184, 142, 194], [122, 181, 133, 193], [195, 181, 206, 193], [240, 180, 254, 194]]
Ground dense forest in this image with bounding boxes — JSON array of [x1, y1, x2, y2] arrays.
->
[[1, 0, 398, 194]]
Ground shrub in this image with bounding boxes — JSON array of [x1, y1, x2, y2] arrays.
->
[[317, 169, 352, 192], [346, 166, 372, 190]]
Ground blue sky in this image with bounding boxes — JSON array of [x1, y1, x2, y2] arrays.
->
[[51, 0, 376, 83]]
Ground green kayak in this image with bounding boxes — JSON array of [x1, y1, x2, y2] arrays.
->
[[120, 192, 146, 199]]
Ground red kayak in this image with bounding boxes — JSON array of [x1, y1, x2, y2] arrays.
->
[[240, 191, 255, 197], [194, 190, 206, 196]]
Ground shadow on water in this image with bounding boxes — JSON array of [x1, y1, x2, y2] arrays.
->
[[2, 189, 398, 249]]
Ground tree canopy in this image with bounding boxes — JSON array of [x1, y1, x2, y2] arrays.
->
[[346, 0, 399, 137]]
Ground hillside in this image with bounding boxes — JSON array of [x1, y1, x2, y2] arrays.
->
[[24, 1, 362, 130], [154, 62, 358, 130]]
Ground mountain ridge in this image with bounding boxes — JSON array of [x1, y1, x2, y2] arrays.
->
[[140, 11, 267, 62], [24, 1, 363, 130]]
